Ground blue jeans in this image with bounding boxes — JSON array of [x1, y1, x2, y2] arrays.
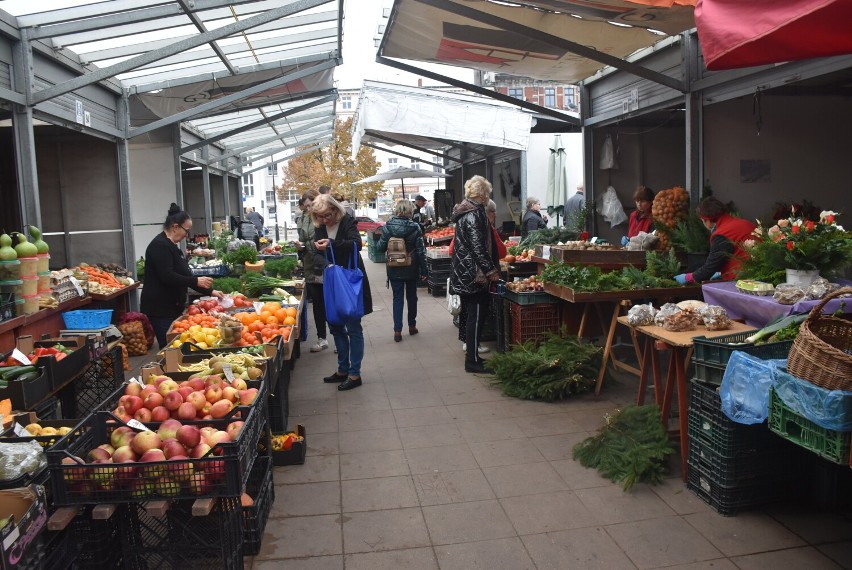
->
[[390, 279, 418, 332], [329, 316, 364, 377]]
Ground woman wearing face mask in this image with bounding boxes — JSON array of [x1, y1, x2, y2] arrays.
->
[[673, 196, 756, 284], [141, 203, 222, 349]]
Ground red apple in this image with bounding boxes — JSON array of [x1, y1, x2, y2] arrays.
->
[[158, 379, 179, 397], [210, 399, 233, 419], [119, 395, 143, 415], [97, 443, 115, 455], [112, 445, 138, 463], [113, 406, 132, 423], [139, 449, 167, 478], [203, 456, 226, 481], [91, 460, 116, 489], [162, 438, 187, 460], [238, 388, 258, 406], [87, 447, 112, 463], [207, 430, 232, 447], [200, 402, 212, 417], [134, 408, 152, 422], [176, 425, 201, 449], [140, 385, 157, 399], [163, 391, 183, 411], [230, 378, 248, 391], [129, 479, 153, 499], [221, 386, 239, 403], [167, 455, 194, 482], [61, 456, 87, 482], [153, 375, 172, 388], [186, 391, 206, 411], [130, 430, 162, 455], [157, 419, 182, 441], [225, 421, 244, 440], [190, 443, 212, 458], [177, 386, 193, 400], [154, 476, 181, 497], [114, 460, 139, 484], [188, 472, 209, 495], [205, 385, 223, 404], [124, 383, 143, 397], [188, 378, 205, 392], [177, 402, 197, 421], [150, 406, 170, 422], [205, 375, 224, 388], [143, 392, 163, 411], [110, 426, 136, 449]]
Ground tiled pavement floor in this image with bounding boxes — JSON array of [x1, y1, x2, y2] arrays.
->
[[237, 255, 852, 569]]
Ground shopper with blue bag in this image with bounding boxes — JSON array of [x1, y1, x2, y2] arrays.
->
[[311, 194, 373, 391]]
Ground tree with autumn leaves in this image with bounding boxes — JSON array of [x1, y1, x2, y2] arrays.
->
[[278, 117, 384, 208]]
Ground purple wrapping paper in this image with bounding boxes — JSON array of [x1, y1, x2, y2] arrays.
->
[[701, 280, 852, 328]]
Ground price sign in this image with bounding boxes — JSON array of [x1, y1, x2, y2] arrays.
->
[[13, 423, 29, 437], [11, 348, 32, 366], [253, 302, 264, 314], [222, 364, 235, 383], [129, 377, 144, 386], [542, 245, 551, 260], [127, 419, 147, 431], [69, 276, 85, 297]]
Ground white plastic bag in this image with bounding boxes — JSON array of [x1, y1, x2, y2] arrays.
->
[[599, 134, 619, 170], [597, 186, 628, 228], [446, 278, 462, 316]]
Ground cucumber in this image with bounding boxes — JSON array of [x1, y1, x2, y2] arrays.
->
[[0, 366, 24, 379], [2, 366, 37, 380], [15, 370, 41, 382]]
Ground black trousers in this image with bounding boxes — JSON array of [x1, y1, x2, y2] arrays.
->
[[461, 290, 490, 364]]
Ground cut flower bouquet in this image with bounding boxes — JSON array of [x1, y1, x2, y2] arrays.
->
[[738, 209, 852, 285]]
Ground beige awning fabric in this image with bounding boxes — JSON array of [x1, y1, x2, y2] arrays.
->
[[381, 0, 696, 83]]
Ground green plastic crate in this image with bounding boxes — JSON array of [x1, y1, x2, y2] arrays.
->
[[693, 360, 726, 386], [768, 388, 851, 465]]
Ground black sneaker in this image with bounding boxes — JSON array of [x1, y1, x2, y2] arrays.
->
[[464, 360, 487, 374], [323, 372, 347, 383]]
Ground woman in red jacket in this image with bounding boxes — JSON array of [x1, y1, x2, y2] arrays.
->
[[674, 197, 756, 284]]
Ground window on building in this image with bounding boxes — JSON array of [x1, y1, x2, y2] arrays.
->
[[433, 161, 443, 173], [288, 189, 300, 223], [508, 87, 524, 100], [266, 190, 275, 204], [564, 88, 577, 110], [544, 87, 556, 107], [388, 157, 398, 170], [411, 159, 420, 170], [341, 95, 352, 110], [267, 163, 276, 176], [242, 173, 254, 197]]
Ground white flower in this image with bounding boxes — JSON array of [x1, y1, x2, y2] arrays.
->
[[743, 239, 756, 249], [820, 210, 838, 220]]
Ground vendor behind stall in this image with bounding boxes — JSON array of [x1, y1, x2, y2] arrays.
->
[[141, 203, 222, 349], [674, 196, 756, 284], [621, 186, 654, 245]]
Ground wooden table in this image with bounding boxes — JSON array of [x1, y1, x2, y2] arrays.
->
[[0, 296, 92, 353], [617, 317, 754, 480]]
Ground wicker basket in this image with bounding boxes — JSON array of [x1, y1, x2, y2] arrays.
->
[[787, 287, 852, 391]]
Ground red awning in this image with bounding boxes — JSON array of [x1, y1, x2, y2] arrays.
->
[[696, 0, 852, 70]]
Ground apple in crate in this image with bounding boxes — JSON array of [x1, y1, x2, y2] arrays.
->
[[125, 383, 143, 397], [61, 456, 87, 482], [97, 444, 115, 456], [177, 386, 193, 400], [162, 438, 187, 460], [119, 395, 143, 416], [134, 408, 152, 422], [210, 399, 233, 419], [177, 402, 197, 421], [112, 446, 137, 463], [91, 460, 116, 490], [239, 388, 258, 406], [154, 476, 181, 498], [140, 449, 167, 478], [158, 379, 179, 397], [157, 419, 182, 441], [163, 391, 183, 411], [87, 447, 112, 463], [111, 426, 136, 449], [129, 479, 153, 499], [205, 385, 223, 404], [167, 456, 194, 482], [186, 391, 206, 412], [150, 406, 170, 422], [143, 392, 163, 411], [177, 425, 201, 449], [222, 386, 239, 403], [188, 472, 210, 495], [226, 421, 244, 440], [130, 430, 161, 456]]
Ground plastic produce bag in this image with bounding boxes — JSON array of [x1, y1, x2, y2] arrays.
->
[[700, 305, 732, 331], [627, 303, 656, 326], [719, 352, 787, 424], [0, 441, 45, 482], [773, 283, 805, 305], [771, 363, 852, 431], [599, 134, 619, 170], [654, 303, 697, 332], [806, 277, 831, 300], [626, 231, 659, 251], [597, 186, 628, 228]]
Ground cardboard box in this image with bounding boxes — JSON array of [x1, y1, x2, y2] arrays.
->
[[0, 485, 48, 570]]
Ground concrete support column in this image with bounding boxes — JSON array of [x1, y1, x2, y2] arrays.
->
[[201, 146, 213, 234], [12, 31, 41, 228]]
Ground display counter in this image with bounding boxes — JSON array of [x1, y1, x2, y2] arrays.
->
[[0, 296, 92, 353]]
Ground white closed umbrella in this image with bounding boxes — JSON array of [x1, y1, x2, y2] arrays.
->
[[545, 134, 568, 225], [354, 166, 450, 200]]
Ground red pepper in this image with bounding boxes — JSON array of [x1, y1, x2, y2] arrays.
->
[[55, 353, 67, 361]]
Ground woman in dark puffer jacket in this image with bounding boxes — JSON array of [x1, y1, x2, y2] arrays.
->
[[450, 175, 500, 373]]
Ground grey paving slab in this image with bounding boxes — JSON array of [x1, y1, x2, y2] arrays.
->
[[684, 511, 806, 557], [521, 527, 637, 570], [550, 458, 614, 489], [405, 443, 479, 474], [818, 541, 852, 570], [337, 408, 397, 431], [606, 516, 724, 569], [469, 438, 546, 467], [388, 391, 444, 409], [433, 537, 536, 570], [253, 555, 343, 570], [343, 547, 439, 570], [393, 405, 454, 427], [482, 462, 569, 498], [731, 546, 843, 569], [306, 432, 340, 456], [766, 505, 852, 545], [289, 413, 339, 434], [398, 423, 466, 449], [422, 500, 517, 545], [339, 428, 403, 454], [341, 476, 419, 512], [574, 484, 676, 524], [289, 397, 338, 416], [340, 449, 410, 480], [515, 412, 586, 437], [500, 490, 601, 535], [255, 514, 342, 560], [455, 418, 526, 444], [273, 455, 340, 484], [413, 468, 496, 506], [529, 432, 589, 461], [271, 481, 341, 517], [342, 508, 431, 554]]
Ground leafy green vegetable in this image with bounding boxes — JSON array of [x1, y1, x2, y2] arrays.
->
[[241, 273, 300, 297], [211, 277, 242, 294], [518, 227, 579, 249], [539, 262, 679, 292], [485, 329, 600, 401], [221, 244, 258, 267], [645, 250, 682, 280], [264, 257, 297, 279]]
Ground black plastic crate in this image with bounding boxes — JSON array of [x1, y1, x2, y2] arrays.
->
[[687, 460, 786, 516], [67, 345, 124, 418], [687, 435, 783, 488], [427, 283, 446, 297], [119, 497, 243, 570], [0, 366, 50, 410], [272, 424, 306, 466], [41, 519, 79, 570], [242, 456, 274, 556], [688, 379, 776, 457], [46, 405, 263, 505], [72, 505, 124, 569], [692, 331, 793, 367], [692, 359, 726, 386]]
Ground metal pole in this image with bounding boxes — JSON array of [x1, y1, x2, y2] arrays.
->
[[201, 146, 213, 234], [272, 162, 280, 242]]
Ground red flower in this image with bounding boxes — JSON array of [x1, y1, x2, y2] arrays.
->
[[806, 221, 815, 232], [791, 225, 800, 234], [827, 214, 836, 224], [786, 241, 794, 250]]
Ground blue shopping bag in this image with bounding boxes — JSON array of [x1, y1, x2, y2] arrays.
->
[[323, 247, 364, 325]]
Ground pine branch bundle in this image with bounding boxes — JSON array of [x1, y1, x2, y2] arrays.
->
[[485, 330, 601, 401], [572, 405, 674, 490]]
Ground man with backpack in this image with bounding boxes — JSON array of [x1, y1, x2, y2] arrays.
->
[[376, 199, 428, 342]]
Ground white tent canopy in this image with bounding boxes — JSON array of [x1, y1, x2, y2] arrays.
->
[[351, 80, 533, 159]]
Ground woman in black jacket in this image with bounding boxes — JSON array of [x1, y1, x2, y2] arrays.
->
[[521, 196, 549, 238], [376, 199, 428, 342], [311, 194, 373, 391], [141, 204, 221, 349], [450, 176, 500, 373]]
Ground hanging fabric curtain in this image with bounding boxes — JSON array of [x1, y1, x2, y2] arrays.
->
[[696, 0, 852, 70]]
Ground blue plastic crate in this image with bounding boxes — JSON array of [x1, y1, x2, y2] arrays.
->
[[62, 309, 113, 329]]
